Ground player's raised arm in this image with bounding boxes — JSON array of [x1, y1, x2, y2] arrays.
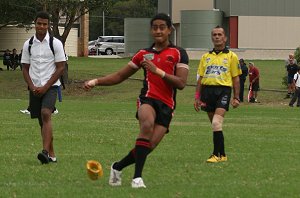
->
[[83, 64, 138, 91]]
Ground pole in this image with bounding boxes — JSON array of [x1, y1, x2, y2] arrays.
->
[[102, 10, 105, 36]]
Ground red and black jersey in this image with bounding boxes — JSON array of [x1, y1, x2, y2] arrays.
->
[[128, 43, 189, 110]]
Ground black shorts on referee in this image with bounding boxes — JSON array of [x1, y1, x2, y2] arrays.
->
[[200, 85, 232, 112]]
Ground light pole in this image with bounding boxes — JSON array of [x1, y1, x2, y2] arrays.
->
[[102, 10, 105, 36]]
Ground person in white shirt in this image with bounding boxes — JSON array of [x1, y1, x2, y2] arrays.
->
[[21, 11, 66, 164], [289, 67, 300, 107]]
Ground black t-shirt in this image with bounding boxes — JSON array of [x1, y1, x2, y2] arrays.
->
[[287, 64, 298, 77], [239, 63, 248, 80]]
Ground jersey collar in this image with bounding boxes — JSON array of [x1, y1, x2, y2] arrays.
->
[[209, 47, 229, 54], [147, 42, 175, 53]]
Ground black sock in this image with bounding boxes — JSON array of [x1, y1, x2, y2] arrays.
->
[[113, 148, 135, 171], [213, 131, 223, 156], [133, 138, 151, 179], [219, 131, 225, 156]]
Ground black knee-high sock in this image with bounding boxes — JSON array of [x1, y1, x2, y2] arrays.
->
[[113, 148, 136, 171], [213, 131, 223, 156], [219, 131, 225, 156], [133, 138, 151, 179]]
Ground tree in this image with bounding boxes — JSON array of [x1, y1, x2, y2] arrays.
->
[[44, 0, 114, 46], [0, 0, 114, 46], [0, 0, 37, 29], [89, 0, 157, 39], [106, 0, 157, 35]]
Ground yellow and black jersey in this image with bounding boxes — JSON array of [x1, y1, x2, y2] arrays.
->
[[197, 48, 241, 87]]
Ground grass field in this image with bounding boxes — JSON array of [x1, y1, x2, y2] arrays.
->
[[0, 57, 300, 197]]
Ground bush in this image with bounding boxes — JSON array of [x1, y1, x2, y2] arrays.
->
[[282, 75, 287, 87], [294, 47, 300, 63]]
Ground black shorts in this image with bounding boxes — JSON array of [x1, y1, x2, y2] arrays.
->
[[136, 97, 173, 130], [200, 85, 232, 112], [250, 82, 260, 92], [29, 87, 57, 119], [287, 76, 294, 84]]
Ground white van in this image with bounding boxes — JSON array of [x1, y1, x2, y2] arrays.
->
[[96, 36, 124, 55]]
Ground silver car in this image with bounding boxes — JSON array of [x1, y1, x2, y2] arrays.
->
[[96, 36, 125, 55]]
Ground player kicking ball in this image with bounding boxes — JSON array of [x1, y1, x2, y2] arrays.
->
[[83, 13, 189, 188]]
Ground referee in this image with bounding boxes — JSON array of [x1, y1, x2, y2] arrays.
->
[[194, 26, 242, 163]]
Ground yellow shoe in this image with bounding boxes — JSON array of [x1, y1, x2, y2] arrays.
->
[[219, 155, 228, 162], [206, 154, 220, 163]]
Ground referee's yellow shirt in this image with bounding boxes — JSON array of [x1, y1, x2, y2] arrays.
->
[[197, 49, 242, 87]]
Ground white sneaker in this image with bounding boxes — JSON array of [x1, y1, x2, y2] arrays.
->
[[131, 177, 146, 188], [53, 109, 59, 115], [108, 163, 122, 186], [20, 109, 30, 115]]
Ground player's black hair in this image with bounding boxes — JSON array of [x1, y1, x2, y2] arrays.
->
[[35, 11, 50, 22], [150, 13, 172, 28]]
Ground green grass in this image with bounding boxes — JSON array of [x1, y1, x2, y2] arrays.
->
[[0, 57, 299, 197]]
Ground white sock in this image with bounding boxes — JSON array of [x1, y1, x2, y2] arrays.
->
[[49, 156, 56, 161]]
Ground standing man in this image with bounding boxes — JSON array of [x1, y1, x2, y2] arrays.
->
[[239, 59, 248, 102], [286, 58, 298, 98], [21, 11, 66, 164], [248, 62, 260, 103], [84, 13, 189, 188], [285, 54, 297, 68], [284, 54, 297, 98], [194, 26, 241, 163]]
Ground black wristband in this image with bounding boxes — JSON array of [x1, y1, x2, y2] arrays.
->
[[233, 97, 240, 102]]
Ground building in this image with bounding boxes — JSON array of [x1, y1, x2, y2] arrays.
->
[[158, 0, 300, 60], [0, 26, 79, 57], [0, 12, 90, 57]]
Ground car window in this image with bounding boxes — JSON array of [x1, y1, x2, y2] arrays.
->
[[98, 36, 124, 43], [114, 38, 124, 43], [99, 37, 113, 42]]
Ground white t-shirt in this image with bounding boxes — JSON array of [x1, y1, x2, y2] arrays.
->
[[294, 72, 300, 88], [21, 32, 66, 87]]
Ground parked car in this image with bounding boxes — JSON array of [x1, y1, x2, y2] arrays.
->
[[96, 36, 125, 55], [88, 40, 97, 55]]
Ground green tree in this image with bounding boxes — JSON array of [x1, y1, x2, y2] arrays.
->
[[89, 0, 157, 39], [0, 0, 114, 46], [294, 47, 300, 64], [0, 0, 37, 29], [107, 0, 157, 35]]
